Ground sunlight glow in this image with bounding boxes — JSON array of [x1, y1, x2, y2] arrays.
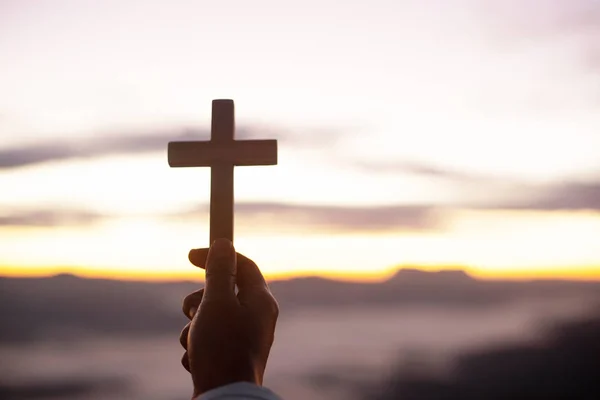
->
[[1, 0, 600, 281]]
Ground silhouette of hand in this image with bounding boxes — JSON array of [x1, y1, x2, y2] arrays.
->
[[180, 239, 279, 397]]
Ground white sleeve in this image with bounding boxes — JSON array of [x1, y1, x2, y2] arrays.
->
[[193, 382, 282, 400]]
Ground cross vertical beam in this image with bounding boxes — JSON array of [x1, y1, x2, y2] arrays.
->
[[209, 100, 234, 244]]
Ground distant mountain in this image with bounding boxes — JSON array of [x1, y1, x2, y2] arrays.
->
[[1, 270, 599, 343], [270, 269, 599, 307], [388, 268, 473, 284]]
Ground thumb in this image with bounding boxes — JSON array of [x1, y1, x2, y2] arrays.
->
[[203, 238, 237, 302]]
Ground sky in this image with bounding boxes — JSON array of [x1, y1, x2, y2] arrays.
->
[[1, 0, 599, 281]]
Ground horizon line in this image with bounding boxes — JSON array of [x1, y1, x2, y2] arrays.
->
[[1, 264, 599, 283]]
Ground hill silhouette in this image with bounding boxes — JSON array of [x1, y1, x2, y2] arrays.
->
[[1, 269, 599, 343]]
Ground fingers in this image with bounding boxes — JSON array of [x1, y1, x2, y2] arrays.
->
[[188, 248, 209, 268], [180, 323, 191, 373], [203, 238, 237, 302], [234, 253, 268, 292], [189, 248, 267, 292], [189, 243, 271, 311], [181, 352, 190, 373], [182, 288, 204, 320], [180, 322, 190, 349]]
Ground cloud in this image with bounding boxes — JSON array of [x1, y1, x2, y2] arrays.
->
[[240, 203, 439, 231], [480, 0, 600, 42], [351, 159, 488, 183], [0, 202, 441, 232], [0, 209, 103, 227], [2, 178, 598, 231], [351, 159, 527, 202], [171, 202, 442, 232], [498, 181, 600, 211], [531, 0, 599, 37], [0, 130, 203, 169], [0, 125, 344, 170], [1, 152, 597, 230], [351, 157, 600, 212], [483, 0, 600, 71]]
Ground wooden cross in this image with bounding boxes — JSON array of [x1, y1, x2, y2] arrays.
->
[[168, 99, 278, 244]]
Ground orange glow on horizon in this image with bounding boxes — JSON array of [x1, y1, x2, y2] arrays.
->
[[2, 264, 599, 283]]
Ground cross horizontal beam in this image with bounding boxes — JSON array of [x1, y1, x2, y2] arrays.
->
[[168, 139, 277, 167]]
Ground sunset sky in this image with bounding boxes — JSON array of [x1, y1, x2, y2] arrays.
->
[[1, 0, 599, 281]]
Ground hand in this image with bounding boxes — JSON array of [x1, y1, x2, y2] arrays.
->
[[179, 239, 279, 397]]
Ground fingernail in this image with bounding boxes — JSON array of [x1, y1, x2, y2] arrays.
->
[[210, 238, 233, 255]]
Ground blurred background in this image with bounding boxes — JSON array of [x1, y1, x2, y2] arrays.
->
[[1, 0, 599, 399]]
